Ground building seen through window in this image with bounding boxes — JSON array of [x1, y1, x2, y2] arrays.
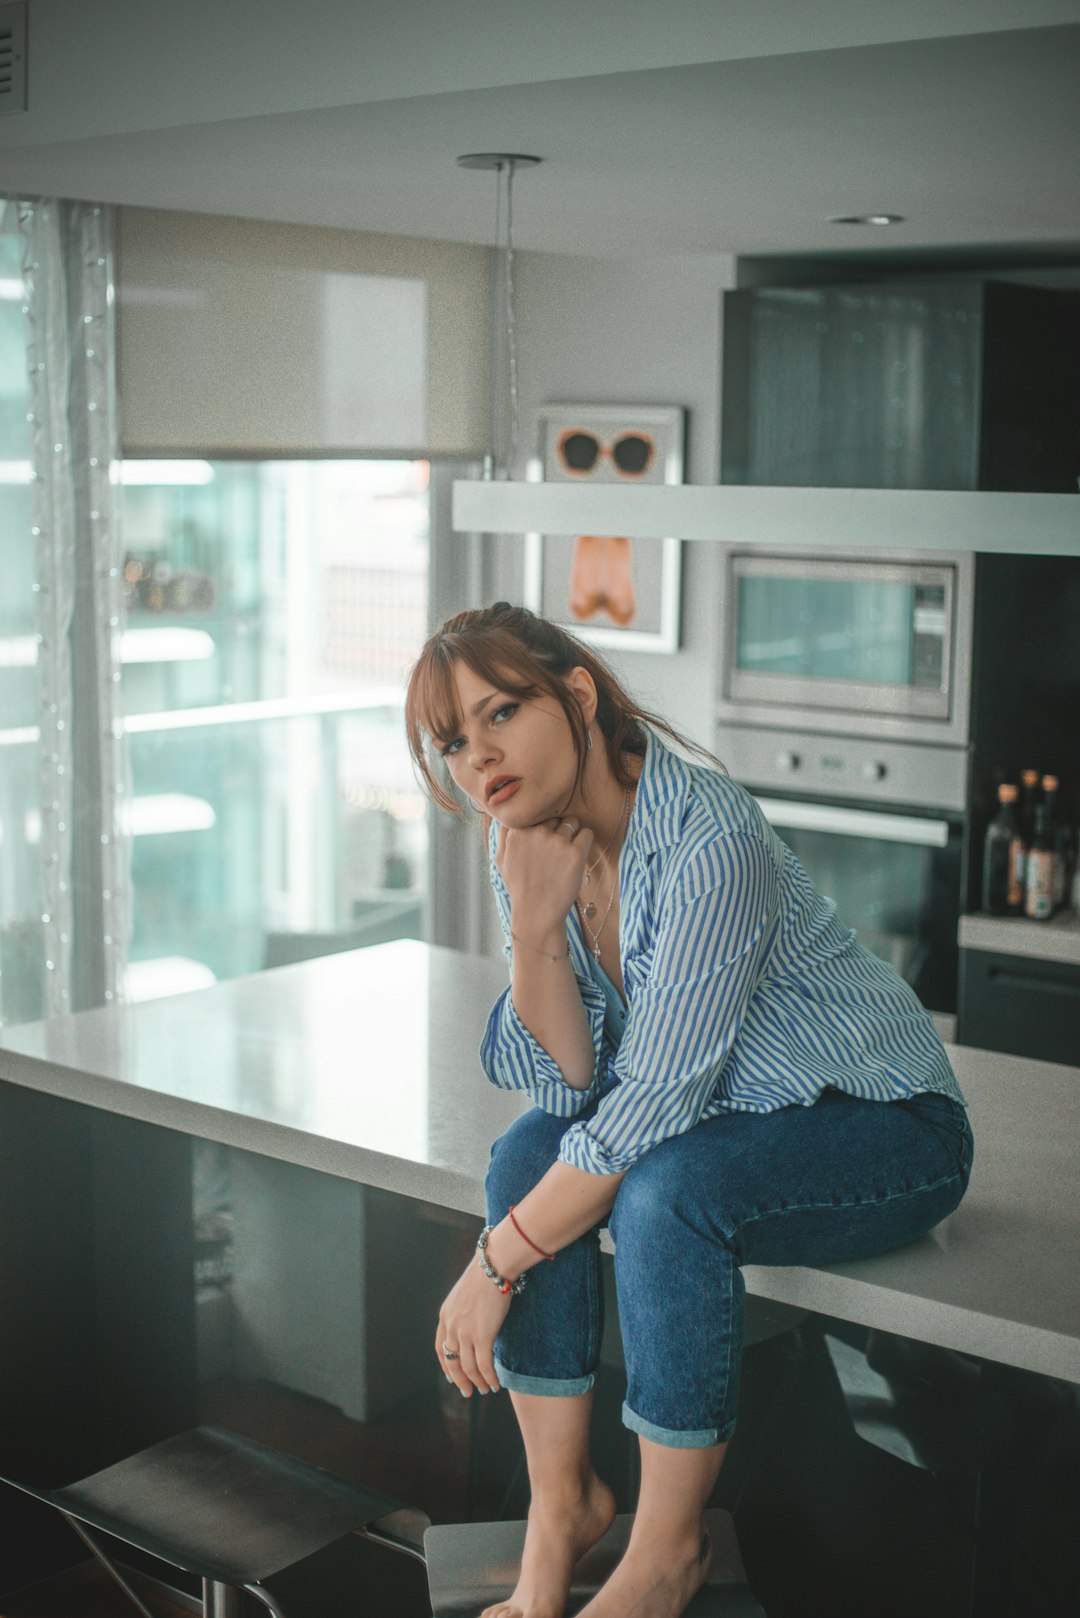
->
[[119, 459, 431, 1000]]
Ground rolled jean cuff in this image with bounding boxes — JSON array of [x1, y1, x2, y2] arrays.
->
[[622, 1401, 736, 1449], [494, 1359, 595, 1398]]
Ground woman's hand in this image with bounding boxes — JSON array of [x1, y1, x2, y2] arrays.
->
[[496, 818, 593, 944], [435, 1252, 512, 1397]]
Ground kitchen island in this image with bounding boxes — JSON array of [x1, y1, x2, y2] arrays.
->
[[1, 937, 1077, 1612]]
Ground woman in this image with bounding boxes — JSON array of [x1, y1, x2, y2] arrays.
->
[[405, 603, 973, 1618]]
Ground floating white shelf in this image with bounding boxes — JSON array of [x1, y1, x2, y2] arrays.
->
[[452, 482, 1080, 556]]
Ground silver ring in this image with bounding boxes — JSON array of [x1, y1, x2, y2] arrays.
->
[[442, 1344, 460, 1361], [560, 818, 578, 834]]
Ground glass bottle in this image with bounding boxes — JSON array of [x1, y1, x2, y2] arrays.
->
[[982, 783, 1021, 916]]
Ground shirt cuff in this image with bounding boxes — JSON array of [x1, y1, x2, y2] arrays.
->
[[480, 987, 601, 1116]]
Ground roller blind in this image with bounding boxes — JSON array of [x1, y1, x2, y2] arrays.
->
[[116, 206, 490, 457]]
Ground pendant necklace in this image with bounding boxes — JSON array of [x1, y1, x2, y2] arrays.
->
[[577, 787, 631, 961], [581, 785, 630, 892]]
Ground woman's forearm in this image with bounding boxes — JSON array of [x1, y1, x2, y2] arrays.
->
[[508, 929, 596, 1089], [483, 1159, 625, 1280]]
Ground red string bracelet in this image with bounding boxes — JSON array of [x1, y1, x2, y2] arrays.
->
[[509, 1205, 556, 1260]]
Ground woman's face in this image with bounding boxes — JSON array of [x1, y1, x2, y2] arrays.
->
[[436, 659, 589, 825]]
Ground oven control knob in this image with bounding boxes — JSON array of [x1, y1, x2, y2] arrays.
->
[[775, 750, 800, 772], [863, 760, 887, 781]]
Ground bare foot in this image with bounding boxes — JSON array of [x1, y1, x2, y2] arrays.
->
[[575, 1525, 713, 1618], [480, 1472, 617, 1618]]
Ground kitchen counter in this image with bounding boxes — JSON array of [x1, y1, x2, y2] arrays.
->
[[1, 938, 1077, 1386], [960, 908, 1080, 968]]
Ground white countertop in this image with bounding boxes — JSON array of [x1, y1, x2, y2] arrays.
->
[[0, 939, 1077, 1383], [959, 909, 1080, 968]]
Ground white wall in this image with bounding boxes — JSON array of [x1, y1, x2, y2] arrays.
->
[[486, 247, 738, 750]]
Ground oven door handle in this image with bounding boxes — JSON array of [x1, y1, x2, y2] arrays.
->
[[755, 797, 951, 849]]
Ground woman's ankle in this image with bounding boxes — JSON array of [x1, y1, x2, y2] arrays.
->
[[529, 1470, 611, 1511]]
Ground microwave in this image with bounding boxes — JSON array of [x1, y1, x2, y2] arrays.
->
[[715, 546, 975, 747]]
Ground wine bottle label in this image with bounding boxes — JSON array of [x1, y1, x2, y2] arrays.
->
[[1025, 850, 1054, 920]]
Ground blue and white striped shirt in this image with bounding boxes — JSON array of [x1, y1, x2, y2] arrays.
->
[[480, 730, 965, 1177]]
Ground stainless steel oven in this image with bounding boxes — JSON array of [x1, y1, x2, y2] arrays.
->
[[716, 724, 967, 1028], [716, 545, 975, 747]]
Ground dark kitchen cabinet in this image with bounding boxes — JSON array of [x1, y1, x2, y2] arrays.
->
[[957, 943, 1080, 1067], [721, 278, 1080, 493]]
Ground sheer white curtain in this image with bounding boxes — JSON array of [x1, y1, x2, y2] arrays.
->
[[16, 198, 129, 1018]]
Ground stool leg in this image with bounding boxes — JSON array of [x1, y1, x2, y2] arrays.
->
[[203, 1579, 245, 1617], [60, 1515, 158, 1618]]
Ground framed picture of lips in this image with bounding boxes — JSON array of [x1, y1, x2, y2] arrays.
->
[[522, 403, 685, 653]]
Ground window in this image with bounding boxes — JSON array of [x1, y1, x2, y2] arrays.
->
[[118, 459, 431, 999]]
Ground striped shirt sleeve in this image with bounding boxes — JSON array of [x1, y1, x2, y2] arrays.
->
[[478, 846, 608, 1117], [558, 832, 781, 1175]]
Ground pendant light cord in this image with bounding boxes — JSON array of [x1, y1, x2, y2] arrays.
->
[[504, 159, 520, 474]]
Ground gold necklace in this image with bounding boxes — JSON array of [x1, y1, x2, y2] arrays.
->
[[577, 788, 630, 961]]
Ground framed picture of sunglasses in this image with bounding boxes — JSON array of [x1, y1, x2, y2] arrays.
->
[[523, 403, 685, 653]]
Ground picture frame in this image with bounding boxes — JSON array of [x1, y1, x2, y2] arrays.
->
[[523, 403, 685, 653]]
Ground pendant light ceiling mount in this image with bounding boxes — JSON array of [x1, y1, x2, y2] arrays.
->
[[456, 153, 541, 172]]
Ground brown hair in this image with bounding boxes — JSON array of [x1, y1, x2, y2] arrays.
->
[[405, 601, 725, 815]]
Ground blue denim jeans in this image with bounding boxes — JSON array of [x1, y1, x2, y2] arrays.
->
[[485, 1087, 973, 1449]]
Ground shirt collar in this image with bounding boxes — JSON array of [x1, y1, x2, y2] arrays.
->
[[624, 730, 690, 863]]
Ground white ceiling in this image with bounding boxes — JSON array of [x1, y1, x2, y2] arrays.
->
[[1, 0, 1078, 260]]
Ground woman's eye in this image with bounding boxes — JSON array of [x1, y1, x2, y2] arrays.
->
[[439, 737, 464, 758], [492, 702, 519, 724]]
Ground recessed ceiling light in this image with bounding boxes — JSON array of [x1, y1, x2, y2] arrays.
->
[[827, 214, 905, 226]]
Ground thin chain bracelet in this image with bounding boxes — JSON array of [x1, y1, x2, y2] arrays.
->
[[511, 931, 570, 964], [477, 1225, 528, 1296]]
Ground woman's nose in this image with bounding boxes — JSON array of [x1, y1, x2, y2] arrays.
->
[[468, 734, 499, 769]]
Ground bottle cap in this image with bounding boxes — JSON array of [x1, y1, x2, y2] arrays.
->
[[1022, 768, 1040, 786], [998, 783, 1018, 802], [1042, 774, 1059, 792]]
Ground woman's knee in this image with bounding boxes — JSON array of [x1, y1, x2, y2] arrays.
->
[[610, 1145, 700, 1245], [485, 1106, 574, 1211]]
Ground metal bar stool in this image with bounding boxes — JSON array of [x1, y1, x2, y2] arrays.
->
[[421, 1509, 766, 1617], [0, 1425, 427, 1616]]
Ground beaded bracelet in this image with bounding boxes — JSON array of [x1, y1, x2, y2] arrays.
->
[[511, 930, 570, 964], [476, 1224, 528, 1297], [509, 1204, 555, 1261]]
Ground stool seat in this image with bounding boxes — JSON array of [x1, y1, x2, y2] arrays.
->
[[424, 1508, 766, 1617], [1, 1425, 418, 1616]]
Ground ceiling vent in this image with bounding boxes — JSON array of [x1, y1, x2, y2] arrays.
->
[[0, 3, 27, 115]]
